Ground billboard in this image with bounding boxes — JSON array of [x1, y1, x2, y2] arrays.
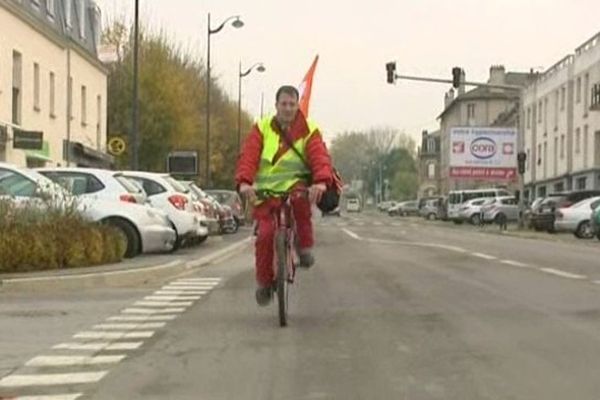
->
[[167, 151, 198, 176], [449, 127, 517, 181]]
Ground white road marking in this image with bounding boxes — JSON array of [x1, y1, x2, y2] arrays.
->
[[0, 372, 108, 387], [121, 307, 186, 314], [15, 395, 83, 400], [164, 284, 217, 289], [373, 221, 383, 226], [161, 285, 214, 291], [26, 355, 126, 367], [501, 260, 531, 268], [471, 252, 497, 260], [144, 296, 201, 301], [134, 301, 193, 307], [154, 290, 207, 295], [73, 331, 154, 339], [175, 278, 221, 282], [539, 268, 587, 280], [342, 229, 361, 240], [106, 342, 144, 351], [400, 230, 407, 235], [93, 322, 166, 330], [107, 315, 177, 322], [53, 342, 143, 351]]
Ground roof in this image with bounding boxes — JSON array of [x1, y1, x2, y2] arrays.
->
[[438, 72, 535, 119]]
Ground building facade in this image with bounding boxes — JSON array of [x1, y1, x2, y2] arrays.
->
[[0, 0, 111, 168], [438, 66, 534, 194], [417, 129, 441, 197], [523, 31, 600, 199]]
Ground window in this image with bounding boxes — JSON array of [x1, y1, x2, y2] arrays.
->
[[543, 142, 547, 175], [427, 163, 435, 179], [0, 170, 37, 197], [538, 101, 543, 123], [65, 0, 72, 28], [584, 125, 589, 167], [560, 135, 565, 159], [576, 76, 582, 103], [576, 127, 581, 154], [554, 90, 559, 129], [96, 95, 102, 149], [526, 149, 531, 171], [554, 137, 558, 170], [467, 103, 476, 120], [544, 97, 548, 132], [584, 73, 590, 113], [554, 182, 565, 192], [79, 0, 86, 38], [526, 107, 531, 129], [47, 0, 55, 17], [560, 86, 566, 111], [537, 144, 542, 165], [49, 72, 56, 117], [33, 63, 40, 111], [40, 172, 104, 195], [12, 51, 22, 125], [577, 177, 587, 190], [81, 85, 87, 125], [131, 178, 166, 196]]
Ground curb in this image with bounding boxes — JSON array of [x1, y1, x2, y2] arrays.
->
[[0, 237, 252, 292]]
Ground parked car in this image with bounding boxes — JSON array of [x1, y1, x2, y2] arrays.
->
[[482, 196, 519, 223], [458, 198, 491, 225], [554, 196, 600, 238], [378, 201, 397, 212], [346, 198, 361, 212], [420, 198, 442, 220], [180, 182, 221, 235], [0, 164, 176, 258], [592, 205, 600, 239], [524, 197, 546, 228], [389, 201, 419, 216], [37, 168, 148, 205], [531, 191, 600, 233], [205, 190, 246, 227], [121, 171, 208, 248]]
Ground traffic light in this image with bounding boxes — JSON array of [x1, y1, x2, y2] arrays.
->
[[517, 151, 527, 175], [386, 62, 396, 84], [452, 67, 462, 89]]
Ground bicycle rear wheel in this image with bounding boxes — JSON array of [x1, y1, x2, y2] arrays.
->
[[275, 230, 288, 327]]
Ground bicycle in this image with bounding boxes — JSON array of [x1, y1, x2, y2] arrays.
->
[[256, 189, 303, 327]]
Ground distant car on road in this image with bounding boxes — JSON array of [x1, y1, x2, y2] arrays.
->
[[420, 198, 442, 220], [206, 190, 246, 227], [389, 201, 419, 217], [481, 196, 519, 224], [377, 201, 396, 212], [554, 196, 600, 238], [458, 198, 491, 225], [346, 198, 361, 212]]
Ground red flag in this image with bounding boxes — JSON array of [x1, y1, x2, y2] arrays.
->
[[298, 55, 319, 117]]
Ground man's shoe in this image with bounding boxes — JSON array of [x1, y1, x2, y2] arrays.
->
[[255, 286, 272, 306], [298, 250, 315, 269]]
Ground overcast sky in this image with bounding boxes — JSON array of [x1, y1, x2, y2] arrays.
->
[[96, 0, 600, 142]]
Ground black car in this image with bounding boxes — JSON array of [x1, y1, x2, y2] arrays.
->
[[531, 191, 600, 232]]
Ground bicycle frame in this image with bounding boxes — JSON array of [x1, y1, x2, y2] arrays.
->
[[272, 195, 298, 285]]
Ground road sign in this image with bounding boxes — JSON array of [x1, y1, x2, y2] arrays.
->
[[108, 137, 126, 156]]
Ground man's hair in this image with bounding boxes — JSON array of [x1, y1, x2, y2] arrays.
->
[[276, 85, 299, 102]]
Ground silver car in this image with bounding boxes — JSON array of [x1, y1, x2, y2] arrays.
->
[[458, 198, 490, 225], [482, 196, 519, 223]]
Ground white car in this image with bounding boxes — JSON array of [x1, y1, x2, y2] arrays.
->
[[458, 198, 491, 225], [121, 171, 208, 248], [37, 168, 148, 204], [555, 196, 600, 238], [346, 198, 361, 212], [0, 163, 176, 258]]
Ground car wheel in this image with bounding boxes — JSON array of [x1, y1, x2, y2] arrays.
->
[[197, 234, 208, 244], [575, 220, 594, 239], [169, 222, 182, 252], [231, 219, 239, 233], [469, 214, 481, 225], [108, 218, 141, 259]]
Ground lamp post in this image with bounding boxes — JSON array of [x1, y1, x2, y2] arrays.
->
[[237, 62, 265, 154], [206, 13, 243, 186], [131, 0, 140, 170]]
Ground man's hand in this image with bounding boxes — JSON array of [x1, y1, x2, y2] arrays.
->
[[239, 183, 257, 203], [308, 183, 327, 204]]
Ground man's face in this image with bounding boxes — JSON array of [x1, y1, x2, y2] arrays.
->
[[275, 92, 299, 126]]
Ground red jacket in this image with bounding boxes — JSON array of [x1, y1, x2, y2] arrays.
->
[[235, 112, 333, 187]]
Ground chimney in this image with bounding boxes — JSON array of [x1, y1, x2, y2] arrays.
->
[[458, 70, 466, 95], [489, 65, 506, 85], [444, 89, 455, 108]]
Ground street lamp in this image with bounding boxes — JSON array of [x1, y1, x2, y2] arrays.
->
[[131, 0, 140, 170], [206, 13, 243, 187], [238, 62, 265, 154]]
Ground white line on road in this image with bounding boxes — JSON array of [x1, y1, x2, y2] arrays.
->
[[471, 252, 497, 260], [166, 282, 217, 287], [373, 221, 383, 226], [15, 394, 83, 400], [175, 278, 221, 282], [107, 315, 177, 322], [26, 355, 126, 367], [73, 331, 154, 339], [539, 268, 587, 280], [161, 285, 214, 290], [154, 290, 207, 296], [106, 342, 144, 351], [53, 342, 144, 351], [342, 229, 361, 240], [0, 371, 108, 387], [93, 322, 166, 330], [134, 301, 193, 307], [500, 260, 531, 268], [144, 296, 201, 301], [121, 307, 186, 314]]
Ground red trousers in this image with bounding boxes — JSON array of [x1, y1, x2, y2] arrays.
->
[[253, 192, 313, 287]]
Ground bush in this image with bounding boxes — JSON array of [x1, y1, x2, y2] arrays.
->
[[0, 200, 126, 273]]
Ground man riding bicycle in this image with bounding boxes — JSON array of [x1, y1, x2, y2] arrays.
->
[[236, 85, 334, 306]]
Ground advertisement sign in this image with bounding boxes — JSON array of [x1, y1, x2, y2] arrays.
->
[[449, 127, 517, 180]]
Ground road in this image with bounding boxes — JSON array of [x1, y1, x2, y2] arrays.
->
[[2, 212, 600, 399]]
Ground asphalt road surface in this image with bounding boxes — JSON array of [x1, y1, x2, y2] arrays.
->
[[2, 212, 600, 400]]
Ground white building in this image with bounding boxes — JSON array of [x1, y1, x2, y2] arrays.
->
[[0, 0, 111, 168], [523, 31, 600, 198]]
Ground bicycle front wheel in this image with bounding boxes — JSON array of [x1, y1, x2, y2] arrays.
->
[[275, 230, 288, 327]]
